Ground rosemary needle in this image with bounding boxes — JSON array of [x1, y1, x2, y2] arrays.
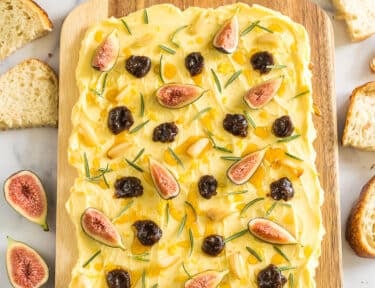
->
[[159, 44, 176, 55], [168, 147, 184, 167], [177, 214, 187, 237], [224, 229, 248, 243], [129, 120, 150, 134], [82, 250, 101, 268], [273, 246, 290, 262], [246, 246, 262, 262], [170, 25, 188, 47], [211, 69, 222, 93], [159, 55, 165, 83], [143, 9, 149, 24], [120, 19, 131, 34], [240, 197, 265, 216], [224, 70, 242, 88]]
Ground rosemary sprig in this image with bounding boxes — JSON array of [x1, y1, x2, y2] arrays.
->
[[132, 252, 150, 262], [177, 214, 187, 237], [165, 202, 169, 226], [211, 69, 222, 93], [129, 120, 150, 134], [256, 23, 274, 33], [159, 55, 165, 83], [170, 25, 188, 47], [159, 44, 176, 55], [289, 273, 294, 288], [83, 153, 112, 188], [226, 190, 248, 196], [143, 9, 149, 24], [188, 228, 194, 256], [140, 93, 145, 117], [240, 20, 260, 36], [244, 110, 256, 128], [285, 152, 303, 161], [114, 200, 134, 220], [125, 159, 144, 172], [273, 246, 290, 263], [214, 146, 232, 153], [240, 197, 265, 216], [246, 246, 262, 262], [90, 72, 108, 97], [133, 148, 145, 162], [184, 201, 197, 219], [120, 19, 131, 35], [278, 266, 297, 272], [82, 250, 101, 268], [276, 134, 301, 143], [221, 156, 242, 161], [168, 147, 184, 167], [266, 64, 287, 70], [293, 90, 310, 99], [266, 202, 278, 216], [192, 107, 212, 122], [83, 152, 90, 178], [151, 284, 159, 288], [141, 270, 146, 288], [224, 70, 242, 88], [182, 262, 192, 278], [206, 131, 232, 153], [224, 229, 248, 243]]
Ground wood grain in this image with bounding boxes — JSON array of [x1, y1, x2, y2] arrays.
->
[[56, 0, 342, 287]]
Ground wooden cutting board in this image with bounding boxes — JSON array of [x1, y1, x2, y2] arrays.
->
[[56, 0, 342, 287]]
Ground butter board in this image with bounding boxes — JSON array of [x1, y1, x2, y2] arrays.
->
[[57, 0, 342, 287]]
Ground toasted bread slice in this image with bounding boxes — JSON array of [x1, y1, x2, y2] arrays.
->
[[346, 176, 375, 258], [342, 82, 375, 151], [0, 59, 58, 129], [0, 0, 53, 61], [333, 0, 375, 41]]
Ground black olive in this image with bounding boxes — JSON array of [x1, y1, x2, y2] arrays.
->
[[272, 116, 294, 138], [125, 55, 151, 78], [201, 234, 225, 256], [198, 175, 218, 199], [114, 177, 143, 198], [270, 177, 294, 201], [251, 51, 274, 74], [257, 264, 287, 288], [152, 122, 178, 143], [108, 106, 134, 135], [106, 269, 131, 288], [185, 52, 204, 76], [223, 114, 248, 137], [133, 220, 162, 246]]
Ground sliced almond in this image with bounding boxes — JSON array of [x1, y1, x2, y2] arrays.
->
[[186, 138, 210, 158], [157, 254, 179, 268], [107, 142, 130, 159], [228, 252, 245, 279]]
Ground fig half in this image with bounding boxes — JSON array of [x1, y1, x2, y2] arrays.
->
[[155, 83, 206, 109], [227, 150, 265, 185], [213, 16, 239, 54], [248, 218, 297, 245], [6, 237, 49, 288], [244, 77, 283, 109], [185, 270, 228, 288], [4, 170, 48, 231], [149, 158, 180, 199], [91, 30, 120, 72], [81, 207, 125, 249]]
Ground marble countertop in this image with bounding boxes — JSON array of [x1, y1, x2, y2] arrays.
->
[[0, 0, 374, 287]]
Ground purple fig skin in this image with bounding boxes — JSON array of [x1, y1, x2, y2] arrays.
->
[[6, 237, 49, 288], [4, 170, 49, 231], [149, 158, 180, 199]]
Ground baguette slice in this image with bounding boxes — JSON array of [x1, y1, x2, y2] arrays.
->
[[0, 59, 58, 129], [342, 82, 375, 151], [333, 0, 375, 41], [346, 176, 375, 258], [0, 0, 53, 61]]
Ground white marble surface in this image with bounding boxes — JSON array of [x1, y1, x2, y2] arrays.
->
[[0, 0, 374, 287]]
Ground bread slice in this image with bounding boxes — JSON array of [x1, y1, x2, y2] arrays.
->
[[0, 0, 53, 61], [333, 0, 375, 41], [346, 176, 375, 258], [342, 82, 375, 151], [0, 59, 58, 129]]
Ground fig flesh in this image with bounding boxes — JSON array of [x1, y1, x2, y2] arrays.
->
[[227, 150, 265, 185], [91, 30, 120, 72], [244, 77, 283, 109], [149, 158, 180, 199], [4, 170, 48, 231], [248, 218, 297, 245], [155, 84, 206, 109], [213, 16, 239, 54], [6, 237, 49, 288], [81, 207, 124, 249], [185, 270, 228, 288]]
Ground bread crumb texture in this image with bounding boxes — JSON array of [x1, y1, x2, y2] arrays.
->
[[0, 0, 52, 61], [0, 59, 58, 129]]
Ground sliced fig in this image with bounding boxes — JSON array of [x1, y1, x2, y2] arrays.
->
[[213, 16, 239, 54], [244, 77, 283, 109], [91, 30, 120, 72], [6, 237, 49, 288], [155, 83, 206, 109], [248, 218, 297, 245], [149, 158, 180, 199], [4, 170, 48, 231], [81, 207, 125, 249], [185, 270, 228, 288], [227, 150, 265, 185]]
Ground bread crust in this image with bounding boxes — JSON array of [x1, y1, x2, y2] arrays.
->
[[346, 176, 375, 258], [342, 82, 375, 151], [23, 0, 53, 30]]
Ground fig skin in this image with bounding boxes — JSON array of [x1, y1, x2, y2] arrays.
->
[[6, 236, 49, 288], [244, 77, 283, 109], [91, 30, 120, 72], [213, 16, 239, 54], [185, 270, 228, 288], [4, 170, 49, 231]]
